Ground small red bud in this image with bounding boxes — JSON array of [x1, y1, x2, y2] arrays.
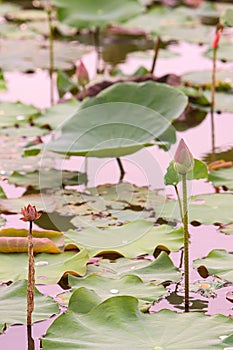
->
[[212, 30, 222, 49], [76, 61, 89, 87]]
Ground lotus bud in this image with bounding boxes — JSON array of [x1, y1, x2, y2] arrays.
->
[[174, 139, 194, 175], [76, 61, 89, 87], [212, 31, 221, 49], [20, 204, 41, 222]]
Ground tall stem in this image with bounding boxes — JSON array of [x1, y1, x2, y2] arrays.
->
[[48, 8, 55, 105], [27, 221, 35, 325], [210, 47, 217, 162], [27, 325, 35, 350], [150, 36, 161, 75], [182, 174, 189, 312], [116, 157, 125, 182], [93, 27, 102, 74]]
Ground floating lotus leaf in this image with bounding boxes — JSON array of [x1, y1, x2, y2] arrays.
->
[[209, 167, 233, 190], [161, 25, 214, 44], [0, 39, 89, 72], [221, 8, 233, 27], [0, 21, 36, 40], [0, 280, 58, 331], [204, 91, 233, 112], [0, 216, 6, 227], [8, 169, 87, 190], [220, 223, 233, 235], [35, 100, 80, 130], [0, 248, 89, 284], [182, 70, 233, 89], [0, 194, 59, 214], [86, 252, 181, 284], [42, 293, 233, 349], [65, 221, 183, 257], [0, 126, 48, 137], [6, 9, 47, 22], [0, 101, 39, 128], [52, 0, 144, 29], [194, 249, 233, 283], [0, 3, 20, 16], [205, 43, 233, 62], [0, 228, 63, 253], [156, 193, 233, 225], [66, 274, 167, 307]]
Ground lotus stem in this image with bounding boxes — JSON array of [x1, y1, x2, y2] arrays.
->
[[27, 325, 35, 350], [210, 46, 217, 162], [182, 174, 189, 312], [150, 36, 161, 75], [174, 184, 183, 219], [93, 27, 102, 74], [116, 157, 125, 182], [48, 7, 55, 105], [27, 220, 35, 325]]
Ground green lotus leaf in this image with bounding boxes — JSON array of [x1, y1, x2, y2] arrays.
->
[[182, 70, 233, 89], [0, 3, 20, 16], [86, 252, 181, 284], [205, 43, 233, 62], [52, 0, 144, 29], [194, 249, 233, 282], [0, 101, 39, 128], [156, 193, 233, 225], [0, 280, 58, 331], [0, 228, 63, 253], [0, 248, 89, 284], [6, 9, 47, 22], [65, 221, 183, 257], [221, 8, 233, 27], [0, 126, 48, 137], [66, 274, 167, 308], [204, 91, 233, 112], [209, 167, 233, 190], [220, 223, 233, 235], [8, 169, 87, 190], [164, 159, 208, 186], [35, 100, 80, 130], [0, 39, 89, 72], [0, 216, 6, 227], [42, 293, 233, 349], [161, 24, 214, 44]]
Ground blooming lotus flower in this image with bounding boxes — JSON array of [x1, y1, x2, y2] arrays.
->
[[174, 139, 194, 175], [20, 204, 41, 222], [76, 61, 89, 87]]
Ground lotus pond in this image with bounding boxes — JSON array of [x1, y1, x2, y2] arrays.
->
[[0, 0, 233, 349]]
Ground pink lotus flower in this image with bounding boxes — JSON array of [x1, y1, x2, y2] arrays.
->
[[76, 61, 89, 87], [174, 139, 194, 175], [20, 204, 41, 222]]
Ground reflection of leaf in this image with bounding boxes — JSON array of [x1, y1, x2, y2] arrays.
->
[[0, 280, 58, 331], [65, 221, 183, 257], [43, 292, 233, 349], [194, 249, 233, 283], [156, 193, 233, 225], [0, 248, 89, 284], [0, 228, 63, 253]]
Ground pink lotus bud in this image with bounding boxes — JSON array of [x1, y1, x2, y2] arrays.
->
[[76, 61, 89, 87], [20, 204, 42, 222], [174, 139, 194, 175], [212, 30, 221, 49]]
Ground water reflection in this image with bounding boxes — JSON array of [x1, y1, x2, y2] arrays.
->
[[27, 325, 34, 350]]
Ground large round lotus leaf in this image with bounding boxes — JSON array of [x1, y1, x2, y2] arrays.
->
[[67, 274, 167, 305], [182, 70, 233, 89], [156, 193, 233, 225], [194, 249, 233, 283], [209, 167, 233, 190], [64, 221, 183, 257], [52, 0, 144, 29], [35, 100, 80, 130], [48, 103, 169, 158], [8, 169, 87, 190], [81, 82, 188, 122], [0, 39, 89, 72], [42, 293, 233, 349], [0, 194, 59, 213], [0, 248, 89, 284], [86, 252, 181, 284], [0, 101, 39, 128], [0, 280, 58, 330]]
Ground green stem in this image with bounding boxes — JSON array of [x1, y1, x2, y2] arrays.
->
[[48, 8, 55, 105], [174, 184, 183, 219], [150, 36, 161, 75], [116, 157, 125, 182], [210, 47, 217, 162], [27, 221, 35, 325], [182, 174, 189, 312]]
